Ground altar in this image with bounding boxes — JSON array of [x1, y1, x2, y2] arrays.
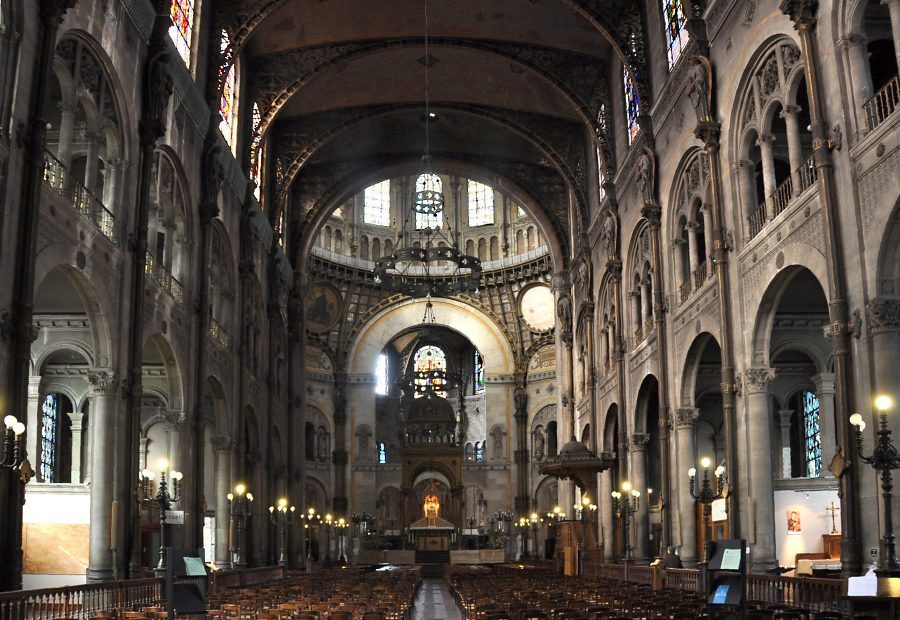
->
[[410, 492, 455, 565]]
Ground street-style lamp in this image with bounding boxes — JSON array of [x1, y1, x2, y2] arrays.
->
[[688, 457, 726, 562], [528, 512, 541, 559], [850, 394, 900, 577], [1, 415, 26, 469], [227, 483, 254, 569], [323, 514, 334, 562], [335, 517, 349, 563], [268, 498, 296, 568], [138, 458, 183, 571], [612, 482, 640, 562], [301, 507, 321, 572]]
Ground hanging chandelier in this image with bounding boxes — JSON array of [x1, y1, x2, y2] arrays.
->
[[372, 0, 481, 298]]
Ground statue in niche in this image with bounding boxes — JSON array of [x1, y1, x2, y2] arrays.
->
[[556, 294, 572, 335], [687, 57, 711, 121], [317, 432, 328, 461], [534, 428, 545, 461], [638, 151, 655, 204], [601, 210, 617, 257]]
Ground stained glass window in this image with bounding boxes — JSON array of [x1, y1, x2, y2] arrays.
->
[[516, 206, 527, 218], [597, 147, 606, 200], [662, 0, 690, 69], [415, 174, 443, 230], [802, 391, 822, 478], [624, 68, 640, 144], [41, 394, 58, 482], [375, 353, 389, 395], [468, 180, 494, 226], [249, 104, 264, 202], [475, 441, 484, 463], [414, 345, 447, 397], [365, 180, 391, 226], [219, 31, 237, 152], [377, 442, 387, 464], [474, 350, 485, 394], [168, 0, 195, 67]]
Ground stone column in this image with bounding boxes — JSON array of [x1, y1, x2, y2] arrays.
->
[[700, 205, 714, 266], [553, 273, 575, 514], [69, 411, 85, 484], [884, 0, 900, 74], [756, 135, 777, 213], [778, 409, 793, 479], [600, 468, 614, 561], [733, 160, 758, 231], [811, 373, 837, 475], [745, 367, 777, 571], [86, 369, 117, 582], [212, 436, 232, 567], [83, 131, 101, 196], [839, 35, 874, 133], [56, 101, 77, 169], [640, 279, 651, 329], [673, 239, 687, 291], [630, 433, 650, 561], [599, 328, 609, 370], [780, 105, 803, 193], [629, 291, 641, 335], [687, 223, 700, 275], [103, 158, 122, 212], [675, 408, 698, 566], [25, 377, 47, 472]]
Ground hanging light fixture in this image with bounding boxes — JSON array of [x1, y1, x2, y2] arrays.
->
[[372, 0, 481, 298]]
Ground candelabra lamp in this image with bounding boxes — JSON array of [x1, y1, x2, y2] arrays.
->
[[138, 459, 183, 571], [335, 517, 349, 563], [268, 498, 296, 568], [529, 512, 541, 559], [1, 415, 26, 469], [611, 482, 640, 562], [688, 457, 726, 563], [227, 483, 254, 569], [850, 395, 900, 577], [301, 507, 321, 572]]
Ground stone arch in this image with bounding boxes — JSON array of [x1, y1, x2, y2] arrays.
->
[[875, 197, 900, 296], [143, 334, 185, 412], [678, 332, 720, 407]]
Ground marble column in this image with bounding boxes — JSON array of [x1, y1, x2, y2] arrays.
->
[[69, 411, 85, 484], [780, 105, 804, 193], [675, 408, 698, 566], [700, 205, 714, 267], [56, 101, 77, 170], [103, 157, 122, 212], [600, 468, 614, 561], [756, 135, 777, 213], [733, 160, 758, 231], [640, 279, 651, 330], [86, 369, 117, 581], [83, 131, 101, 196], [745, 367, 777, 571], [212, 436, 232, 567], [630, 433, 650, 561], [778, 409, 793, 479], [687, 223, 701, 275], [811, 373, 837, 475], [840, 34, 874, 133], [25, 377, 46, 472]]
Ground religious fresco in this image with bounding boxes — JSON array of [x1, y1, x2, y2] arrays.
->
[[305, 283, 342, 333]]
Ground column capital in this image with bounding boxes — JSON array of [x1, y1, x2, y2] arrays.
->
[[866, 298, 900, 333], [87, 368, 118, 396], [811, 372, 835, 395], [732, 159, 754, 171], [68, 410, 85, 426], [756, 134, 776, 148], [631, 433, 650, 451], [780, 104, 802, 117], [58, 100, 77, 114], [675, 407, 699, 430], [778, 409, 794, 427], [780, 0, 819, 31], [837, 33, 867, 49], [212, 435, 232, 452], [745, 367, 777, 393]]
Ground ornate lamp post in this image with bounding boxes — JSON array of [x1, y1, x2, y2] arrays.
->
[[1, 415, 26, 469], [227, 483, 253, 569], [323, 514, 334, 562], [138, 458, 183, 571], [336, 517, 349, 563], [612, 482, 640, 562], [268, 498, 296, 568], [688, 457, 726, 563], [529, 513, 541, 559], [301, 507, 321, 572], [850, 394, 900, 577]]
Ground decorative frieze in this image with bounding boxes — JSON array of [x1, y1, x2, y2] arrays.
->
[[866, 298, 900, 333]]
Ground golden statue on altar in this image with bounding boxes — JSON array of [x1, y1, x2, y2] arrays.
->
[[424, 493, 440, 518]]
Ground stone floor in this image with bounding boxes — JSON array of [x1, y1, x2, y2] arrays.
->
[[411, 578, 463, 620]]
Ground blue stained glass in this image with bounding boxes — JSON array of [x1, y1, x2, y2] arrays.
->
[[378, 442, 387, 464], [802, 391, 822, 478], [41, 394, 58, 482], [662, 0, 690, 69], [624, 68, 640, 144], [475, 442, 484, 463], [414, 345, 447, 397], [474, 351, 485, 394]]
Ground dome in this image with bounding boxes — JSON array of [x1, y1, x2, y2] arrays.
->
[[407, 393, 457, 425], [558, 438, 594, 462]]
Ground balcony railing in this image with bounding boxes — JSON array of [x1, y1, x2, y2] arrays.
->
[[797, 152, 818, 194], [771, 176, 793, 219], [679, 279, 691, 303], [43, 150, 117, 244], [144, 253, 185, 304], [748, 201, 768, 240], [209, 317, 229, 347], [865, 73, 899, 131], [692, 261, 708, 289]]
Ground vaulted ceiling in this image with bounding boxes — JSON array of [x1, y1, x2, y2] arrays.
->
[[217, 0, 654, 266]]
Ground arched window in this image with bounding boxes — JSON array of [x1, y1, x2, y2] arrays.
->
[[377, 442, 387, 464], [415, 174, 443, 229], [40, 393, 59, 482], [413, 345, 447, 397], [305, 422, 315, 461], [468, 180, 494, 226], [168, 0, 196, 67], [249, 104, 264, 202], [375, 353, 389, 395], [661, 0, 689, 69], [801, 391, 822, 478], [364, 180, 391, 226], [474, 350, 485, 394], [219, 31, 238, 151], [624, 68, 640, 144]]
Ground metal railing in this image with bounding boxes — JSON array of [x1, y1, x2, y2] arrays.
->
[[209, 317, 229, 347], [144, 253, 185, 304], [770, 176, 793, 219], [43, 150, 118, 244], [797, 152, 818, 194], [748, 202, 768, 240], [679, 280, 691, 303], [692, 262, 708, 289], [865, 73, 899, 131]]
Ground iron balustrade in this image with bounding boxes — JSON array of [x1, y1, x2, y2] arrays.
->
[[748, 202, 768, 240], [692, 262, 708, 290], [770, 176, 794, 220], [797, 152, 818, 195], [43, 150, 118, 244], [144, 253, 185, 304], [865, 73, 899, 131], [679, 280, 691, 303], [208, 317, 229, 347]]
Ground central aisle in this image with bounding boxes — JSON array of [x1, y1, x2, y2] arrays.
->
[[411, 578, 463, 620]]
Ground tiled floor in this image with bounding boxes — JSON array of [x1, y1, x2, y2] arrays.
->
[[411, 578, 463, 620]]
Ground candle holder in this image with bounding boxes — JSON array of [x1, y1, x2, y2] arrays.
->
[[138, 458, 183, 571], [612, 482, 640, 562], [227, 483, 254, 569], [1, 415, 26, 469], [688, 457, 726, 564], [850, 395, 900, 577], [268, 498, 296, 568]]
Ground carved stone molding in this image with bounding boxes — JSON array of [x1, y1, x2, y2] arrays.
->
[[212, 435, 232, 452], [744, 366, 776, 393], [675, 407, 699, 430], [866, 298, 900, 333], [87, 369, 118, 397], [631, 432, 650, 451]]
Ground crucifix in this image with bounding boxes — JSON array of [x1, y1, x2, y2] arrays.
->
[[826, 501, 840, 534]]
